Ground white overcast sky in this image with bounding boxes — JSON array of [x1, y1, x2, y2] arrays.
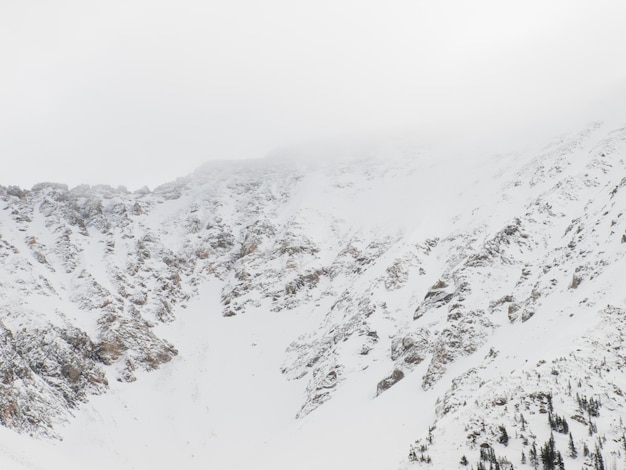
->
[[1, 0, 626, 189]]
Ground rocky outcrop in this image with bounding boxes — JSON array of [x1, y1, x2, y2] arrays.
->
[[1, 121, 626, 449]]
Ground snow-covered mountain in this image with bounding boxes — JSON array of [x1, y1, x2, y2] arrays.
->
[[1, 120, 626, 469]]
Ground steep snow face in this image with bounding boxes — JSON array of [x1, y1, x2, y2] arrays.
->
[[1, 121, 626, 469]]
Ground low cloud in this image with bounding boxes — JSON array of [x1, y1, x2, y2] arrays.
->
[[1, 0, 625, 189]]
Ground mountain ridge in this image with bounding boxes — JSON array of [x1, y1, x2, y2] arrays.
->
[[0, 120, 625, 469]]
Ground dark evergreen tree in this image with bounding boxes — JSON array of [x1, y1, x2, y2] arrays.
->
[[568, 432, 577, 458], [498, 426, 509, 446], [577, 394, 601, 417], [460, 455, 469, 466], [583, 442, 590, 457], [588, 418, 597, 436], [540, 434, 556, 470], [593, 444, 605, 470], [546, 393, 553, 413], [548, 412, 569, 434], [555, 451, 564, 470], [529, 441, 539, 469], [521, 450, 527, 464]]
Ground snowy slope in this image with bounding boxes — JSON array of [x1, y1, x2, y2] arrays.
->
[[0, 120, 626, 469]]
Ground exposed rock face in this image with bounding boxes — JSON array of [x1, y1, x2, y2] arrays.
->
[[0, 321, 107, 436], [376, 369, 405, 396], [0, 120, 626, 462]]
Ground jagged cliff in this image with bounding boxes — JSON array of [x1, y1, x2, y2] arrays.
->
[[1, 121, 626, 469]]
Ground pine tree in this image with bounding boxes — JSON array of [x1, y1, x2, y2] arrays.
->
[[594, 444, 605, 470], [555, 451, 565, 470], [529, 441, 539, 469], [547, 392, 553, 413], [498, 425, 509, 446], [568, 432, 577, 458], [548, 412, 569, 434], [588, 418, 597, 436], [521, 450, 527, 464], [540, 434, 556, 470], [460, 455, 469, 466]]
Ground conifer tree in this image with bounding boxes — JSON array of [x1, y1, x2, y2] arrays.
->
[[498, 425, 509, 446], [555, 451, 565, 470], [594, 444, 605, 470], [529, 441, 539, 469], [540, 434, 556, 470], [548, 412, 569, 434], [568, 432, 577, 458]]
